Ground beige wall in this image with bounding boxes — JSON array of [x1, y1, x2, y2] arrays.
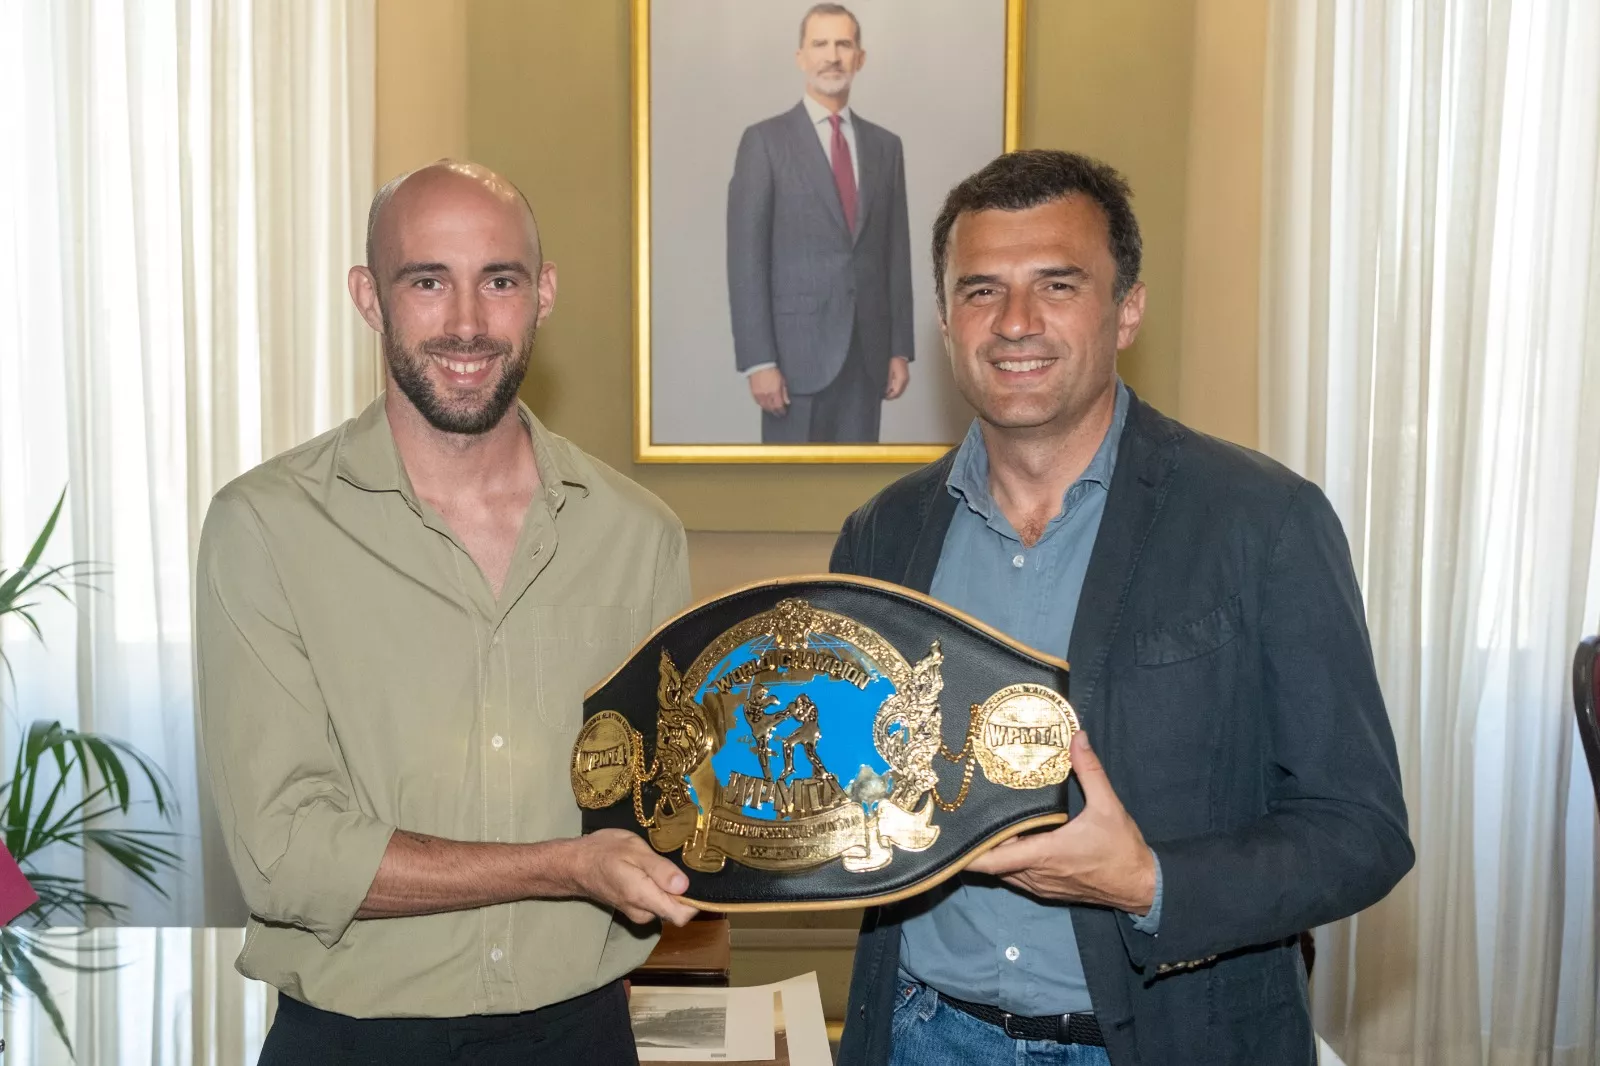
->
[[1177, 0, 1269, 449], [375, 0, 469, 181]]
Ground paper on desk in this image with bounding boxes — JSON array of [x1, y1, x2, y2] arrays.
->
[[630, 971, 833, 1064], [768, 972, 832, 1066], [630, 982, 774, 1062]]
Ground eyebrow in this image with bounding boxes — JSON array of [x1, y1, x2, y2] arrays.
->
[[391, 260, 534, 283], [481, 261, 533, 279], [392, 261, 449, 283], [954, 266, 1089, 289]]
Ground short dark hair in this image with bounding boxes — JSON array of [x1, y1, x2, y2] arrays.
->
[[931, 149, 1143, 314], [799, 3, 860, 46]]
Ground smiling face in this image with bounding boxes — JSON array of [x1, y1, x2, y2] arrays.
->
[[939, 195, 1145, 436], [352, 165, 556, 436], [796, 12, 864, 101]]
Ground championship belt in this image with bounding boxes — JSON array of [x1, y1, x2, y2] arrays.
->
[[570, 576, 1077, 911]]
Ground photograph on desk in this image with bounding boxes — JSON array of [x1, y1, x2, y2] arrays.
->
[[635, 0, 1023, 461], [629, 981, 775, 1062], [630, 972, 833, 1065]]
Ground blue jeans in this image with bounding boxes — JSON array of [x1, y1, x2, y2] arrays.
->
[[887, 974, 1114, 1066]]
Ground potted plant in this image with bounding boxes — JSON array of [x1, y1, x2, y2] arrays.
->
[[0, 490, 181, 1053]]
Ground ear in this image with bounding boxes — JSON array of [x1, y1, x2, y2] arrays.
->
[[535, 261, 559, 329], [854, 48, 867, 74], [1115, 281, 1147, 351], [348, 266, 385, 334]]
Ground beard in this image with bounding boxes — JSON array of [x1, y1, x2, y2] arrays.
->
[[384, 323, 535, 436], [810, 66, 852, 95]]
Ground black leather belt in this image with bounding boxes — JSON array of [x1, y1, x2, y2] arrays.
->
[[938, 993, 1105, 1046]]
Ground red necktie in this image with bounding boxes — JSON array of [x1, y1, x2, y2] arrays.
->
[[829, 113, 857, 232]]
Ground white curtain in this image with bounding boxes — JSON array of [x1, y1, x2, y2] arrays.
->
[[0, 0, 376, 1060], [1261, 1, 1600, 1063]]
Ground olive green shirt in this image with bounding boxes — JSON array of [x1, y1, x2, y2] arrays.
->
[[195, 396, 690, 1018]]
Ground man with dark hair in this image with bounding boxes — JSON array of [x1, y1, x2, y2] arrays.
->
[[197, 161, 696, 1065], [726, 3, 914, 444], [832, 149, 1412, 1064]]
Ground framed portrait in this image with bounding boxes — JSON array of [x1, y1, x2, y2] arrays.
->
[[633, 0, 1025, 463]]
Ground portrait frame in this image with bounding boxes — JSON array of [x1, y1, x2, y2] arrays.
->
[[632, 0, 1027, 464]]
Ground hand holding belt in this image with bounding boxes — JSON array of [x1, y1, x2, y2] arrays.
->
[[570, 576, 1079, 910]]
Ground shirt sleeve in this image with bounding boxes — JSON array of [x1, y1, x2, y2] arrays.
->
[[1126, 850, 1163, 934], [195, 490, 396, 948]]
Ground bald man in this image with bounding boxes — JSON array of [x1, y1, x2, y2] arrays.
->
[[196, 161, 694, 1064]]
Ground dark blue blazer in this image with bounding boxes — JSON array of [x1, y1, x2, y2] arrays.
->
[[831, 393, 1413, 1065]]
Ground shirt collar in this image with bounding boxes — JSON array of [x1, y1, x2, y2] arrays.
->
[[335, 395, 590, 509], [946, 380, 1130, 520], [803, 95, 852, 128]]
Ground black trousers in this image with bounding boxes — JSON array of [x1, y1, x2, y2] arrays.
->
[[761, 327, 883, 444], [258, 980, 638, 1065]]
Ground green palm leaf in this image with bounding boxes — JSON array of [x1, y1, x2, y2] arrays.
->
[[0, 487, 185, 1059]]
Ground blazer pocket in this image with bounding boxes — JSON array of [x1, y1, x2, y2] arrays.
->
[[1134, 594, 1243, 666]]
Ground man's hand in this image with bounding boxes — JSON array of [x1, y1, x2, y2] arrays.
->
[[884, 356, 910, 400], [965, 731, 1156, 915], [749, 367, 789, 415], [558, 829, 699, 927]]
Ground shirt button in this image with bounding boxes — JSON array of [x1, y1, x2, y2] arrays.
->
[[492, 734, 505, 750], [490, 947, 503, 963], [492, 631, 503, 646], [1012, 554, 1025, 568], [1005, 945, 1020, 962]]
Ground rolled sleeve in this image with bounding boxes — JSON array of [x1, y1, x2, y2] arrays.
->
[[195, 491, 394, 947], [1127, 850, 1163, 935]]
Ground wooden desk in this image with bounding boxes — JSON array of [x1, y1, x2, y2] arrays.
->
[[630, 916, 732, 986]]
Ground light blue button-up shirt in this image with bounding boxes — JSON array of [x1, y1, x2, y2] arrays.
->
[[899, 381, 1161, 1016]]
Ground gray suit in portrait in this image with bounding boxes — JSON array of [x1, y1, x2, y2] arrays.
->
[[727, 103, 914, 443]]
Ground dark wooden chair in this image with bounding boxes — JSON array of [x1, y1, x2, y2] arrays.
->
[[1575, 634, 1600, 812]]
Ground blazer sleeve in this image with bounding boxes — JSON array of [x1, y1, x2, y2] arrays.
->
[[1118, 481, 1414, 971], [887, 136, 915, 360], [727, 125, 780, 372]]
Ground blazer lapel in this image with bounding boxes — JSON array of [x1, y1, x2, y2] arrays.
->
[[1066, 394, 1183, 771], [900, 454, 959, 593], [785, 103, 850, 239]]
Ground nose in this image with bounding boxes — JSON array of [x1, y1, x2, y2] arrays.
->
[[995, 289, 1042, 341], [446, 283, 486, 341]]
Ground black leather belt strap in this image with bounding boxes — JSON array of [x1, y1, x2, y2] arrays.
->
[[937, 993, 1105, 1046]]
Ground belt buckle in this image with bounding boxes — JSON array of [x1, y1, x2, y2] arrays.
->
[[1000, 1011, 1025, 1040]]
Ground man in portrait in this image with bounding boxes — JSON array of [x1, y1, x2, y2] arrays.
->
[[727, 3, 915, 444]]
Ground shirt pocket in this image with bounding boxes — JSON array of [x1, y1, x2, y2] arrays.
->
[[531, 605, 646, 732]]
